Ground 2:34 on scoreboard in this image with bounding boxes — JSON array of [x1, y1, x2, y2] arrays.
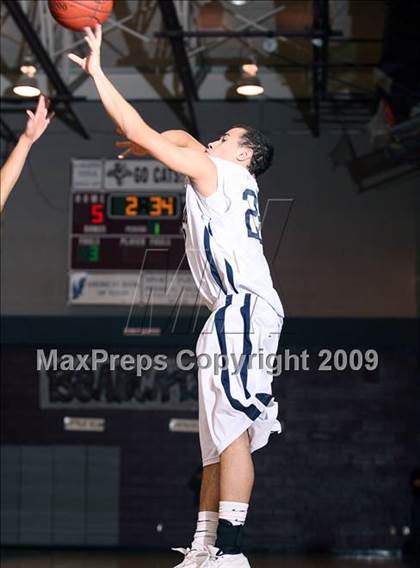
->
[[109, 194, 177, 219]]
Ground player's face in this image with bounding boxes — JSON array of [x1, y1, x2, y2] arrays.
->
[[206, 127, 251, 166]]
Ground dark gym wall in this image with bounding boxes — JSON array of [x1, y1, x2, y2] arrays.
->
[[1, 329, 419, 550], [1, 101, 418, 317]]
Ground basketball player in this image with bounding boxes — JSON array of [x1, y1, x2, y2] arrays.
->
[[69, 25, 284, 567], [0, 95, 52, 212]]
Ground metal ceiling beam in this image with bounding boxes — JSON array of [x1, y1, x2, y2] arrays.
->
[[157, 0, 199, 138], [311, 0, 330, 138], [187, 4, 287, 58], [4, 0, 89, 140], [156, 29, 342, 39]]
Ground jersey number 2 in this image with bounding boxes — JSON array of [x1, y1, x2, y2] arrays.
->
[[243, 189, 262, 243]]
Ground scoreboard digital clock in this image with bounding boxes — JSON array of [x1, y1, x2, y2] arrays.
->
[[69, 159, 199, 306], [109, 194, 178, 219]]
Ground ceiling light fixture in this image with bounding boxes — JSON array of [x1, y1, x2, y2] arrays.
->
[[236, 62, 264, 96], [230, 0, 249, 6], [262, 37, 278, 54], [13, 63, 40, 98]]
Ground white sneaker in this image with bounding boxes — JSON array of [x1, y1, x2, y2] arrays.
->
[[172, 547, 210, 567], [206, 546, 251, 567]]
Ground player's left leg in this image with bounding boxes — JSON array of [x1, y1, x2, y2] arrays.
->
[[220, 431, 254, 503]]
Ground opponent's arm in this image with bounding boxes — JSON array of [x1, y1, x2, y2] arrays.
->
[[68, 26, 215, 194], [0, 95, 52, 212]]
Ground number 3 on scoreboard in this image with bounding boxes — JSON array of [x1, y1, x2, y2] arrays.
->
[[150, 196, 161, 217]]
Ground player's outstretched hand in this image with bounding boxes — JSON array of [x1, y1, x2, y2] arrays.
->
[[24, 95, 54, 144], [68, 24, 102, 77]]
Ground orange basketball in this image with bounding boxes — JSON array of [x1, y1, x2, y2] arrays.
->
[[48, 0, 113, 32]]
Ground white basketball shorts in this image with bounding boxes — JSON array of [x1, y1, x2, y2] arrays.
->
[[196, 292, 283, 467]]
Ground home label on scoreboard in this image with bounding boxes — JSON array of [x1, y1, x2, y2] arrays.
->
[[68, 159, 200, 306]]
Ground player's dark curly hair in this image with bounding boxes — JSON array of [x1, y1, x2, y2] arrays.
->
[[233, 124, 274, 177]]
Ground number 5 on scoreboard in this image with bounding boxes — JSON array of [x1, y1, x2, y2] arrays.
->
[[91, 204, 104, 224]]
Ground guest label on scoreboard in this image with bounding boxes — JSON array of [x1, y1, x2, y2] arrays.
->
[[72, 160, 103, 189]]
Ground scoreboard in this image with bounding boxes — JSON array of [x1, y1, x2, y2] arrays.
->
[[69, 159, 199, 305]]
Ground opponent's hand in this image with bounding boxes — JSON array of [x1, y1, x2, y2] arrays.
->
[[68, 24, 102, 77], [116, 139, 150, 159], [23, 95, 54, 144], [115, 127, 150, 158]]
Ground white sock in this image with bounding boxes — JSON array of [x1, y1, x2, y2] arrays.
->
[[191, 511, 219, 550], [219, 501, 249, 526]]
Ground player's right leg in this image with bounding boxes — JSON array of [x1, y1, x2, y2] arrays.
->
[[196, 294, 282, 566], [200, 462, 220, 513], [172, 463, 220, 567]]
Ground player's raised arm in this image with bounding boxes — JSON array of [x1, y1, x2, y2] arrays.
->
[[68, 25, 216, 193], [0, 95, 53, 212], [116, 129, 206, 159]]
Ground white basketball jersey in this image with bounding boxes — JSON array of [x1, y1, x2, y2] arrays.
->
[[182, 156, 284, 317]]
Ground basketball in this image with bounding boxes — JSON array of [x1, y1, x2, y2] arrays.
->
[[48, 0, 113, 32]]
